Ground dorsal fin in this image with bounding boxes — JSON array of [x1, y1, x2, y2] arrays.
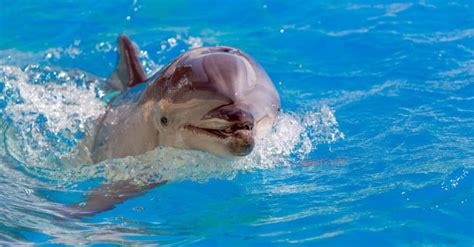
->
[[106, 35, 147, 92]]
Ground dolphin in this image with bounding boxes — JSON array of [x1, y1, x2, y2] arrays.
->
[[90, 35, 280, 163], [63, 36, 280, 217]]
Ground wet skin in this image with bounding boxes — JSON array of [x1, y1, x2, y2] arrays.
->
[[91, 36, 280, 162]]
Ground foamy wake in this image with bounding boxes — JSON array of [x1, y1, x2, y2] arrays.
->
[[0, 63, 344, 185], [0, 65, 106, 166]]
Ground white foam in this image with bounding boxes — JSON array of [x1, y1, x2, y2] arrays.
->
[[64, 107, 344, 185], [1, 65, 105, 165], [0, 59, 344, 186]]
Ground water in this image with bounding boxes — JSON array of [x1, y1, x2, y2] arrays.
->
[[0, 0, 473, 245]]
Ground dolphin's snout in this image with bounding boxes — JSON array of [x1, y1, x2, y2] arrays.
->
[[225, 108, 253, 123], [230, 129, 255, 156], [216, 106, 255, 155]]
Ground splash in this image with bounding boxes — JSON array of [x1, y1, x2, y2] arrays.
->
[[0, 62, 344, 186], [63, 107, 344, 185], [0, 65, 106, 166], [2, 108, 344, 185]]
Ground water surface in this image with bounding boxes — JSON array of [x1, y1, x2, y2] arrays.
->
[[0, 0, 473, 245]]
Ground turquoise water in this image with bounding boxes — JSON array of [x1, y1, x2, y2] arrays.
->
[[1, 0, 473, 245]]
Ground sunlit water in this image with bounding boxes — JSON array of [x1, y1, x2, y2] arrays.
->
[[0, 0, 473, 245]]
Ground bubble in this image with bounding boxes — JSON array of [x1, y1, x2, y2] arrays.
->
[[95, 42, 112, 52], [184, 36, 203, 48], [167, 38, 177, 48], [138, 48, 161, 75]]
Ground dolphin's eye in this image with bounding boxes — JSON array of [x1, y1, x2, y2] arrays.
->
[[160, 117, 168, 126]]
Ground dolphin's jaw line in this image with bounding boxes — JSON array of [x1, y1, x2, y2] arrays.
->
[[182, 124, 255, 156], [183, 125, 231, 140]]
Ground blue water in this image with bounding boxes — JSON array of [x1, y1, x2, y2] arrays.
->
[[1, 0, 473, 245]]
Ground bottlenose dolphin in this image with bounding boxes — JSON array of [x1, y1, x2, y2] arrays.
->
[[64, 36, 280, 216], [90, 36, 280, 163]]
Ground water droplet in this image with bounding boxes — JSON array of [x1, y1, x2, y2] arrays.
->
[[280, 29, 285, 33], [98, 89, 105, 98], [185, 36, 203, 48], [168, 38, 177, 48], [126, 16, 131, 21], [95, 41, 112, 52]]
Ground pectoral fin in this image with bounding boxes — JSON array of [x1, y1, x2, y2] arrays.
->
[[61, 180, 166, 218]]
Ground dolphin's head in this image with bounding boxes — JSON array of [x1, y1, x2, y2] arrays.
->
[[147, 47, 280, 157]]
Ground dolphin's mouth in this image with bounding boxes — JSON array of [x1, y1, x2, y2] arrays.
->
[[184, 124, 255, 156], [184, 125, 232, 139], [184, 122, 253, 140]]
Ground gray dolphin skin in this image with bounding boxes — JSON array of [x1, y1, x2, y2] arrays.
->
[[90, 35, 280, 163], [63, 36, 280, 217]]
